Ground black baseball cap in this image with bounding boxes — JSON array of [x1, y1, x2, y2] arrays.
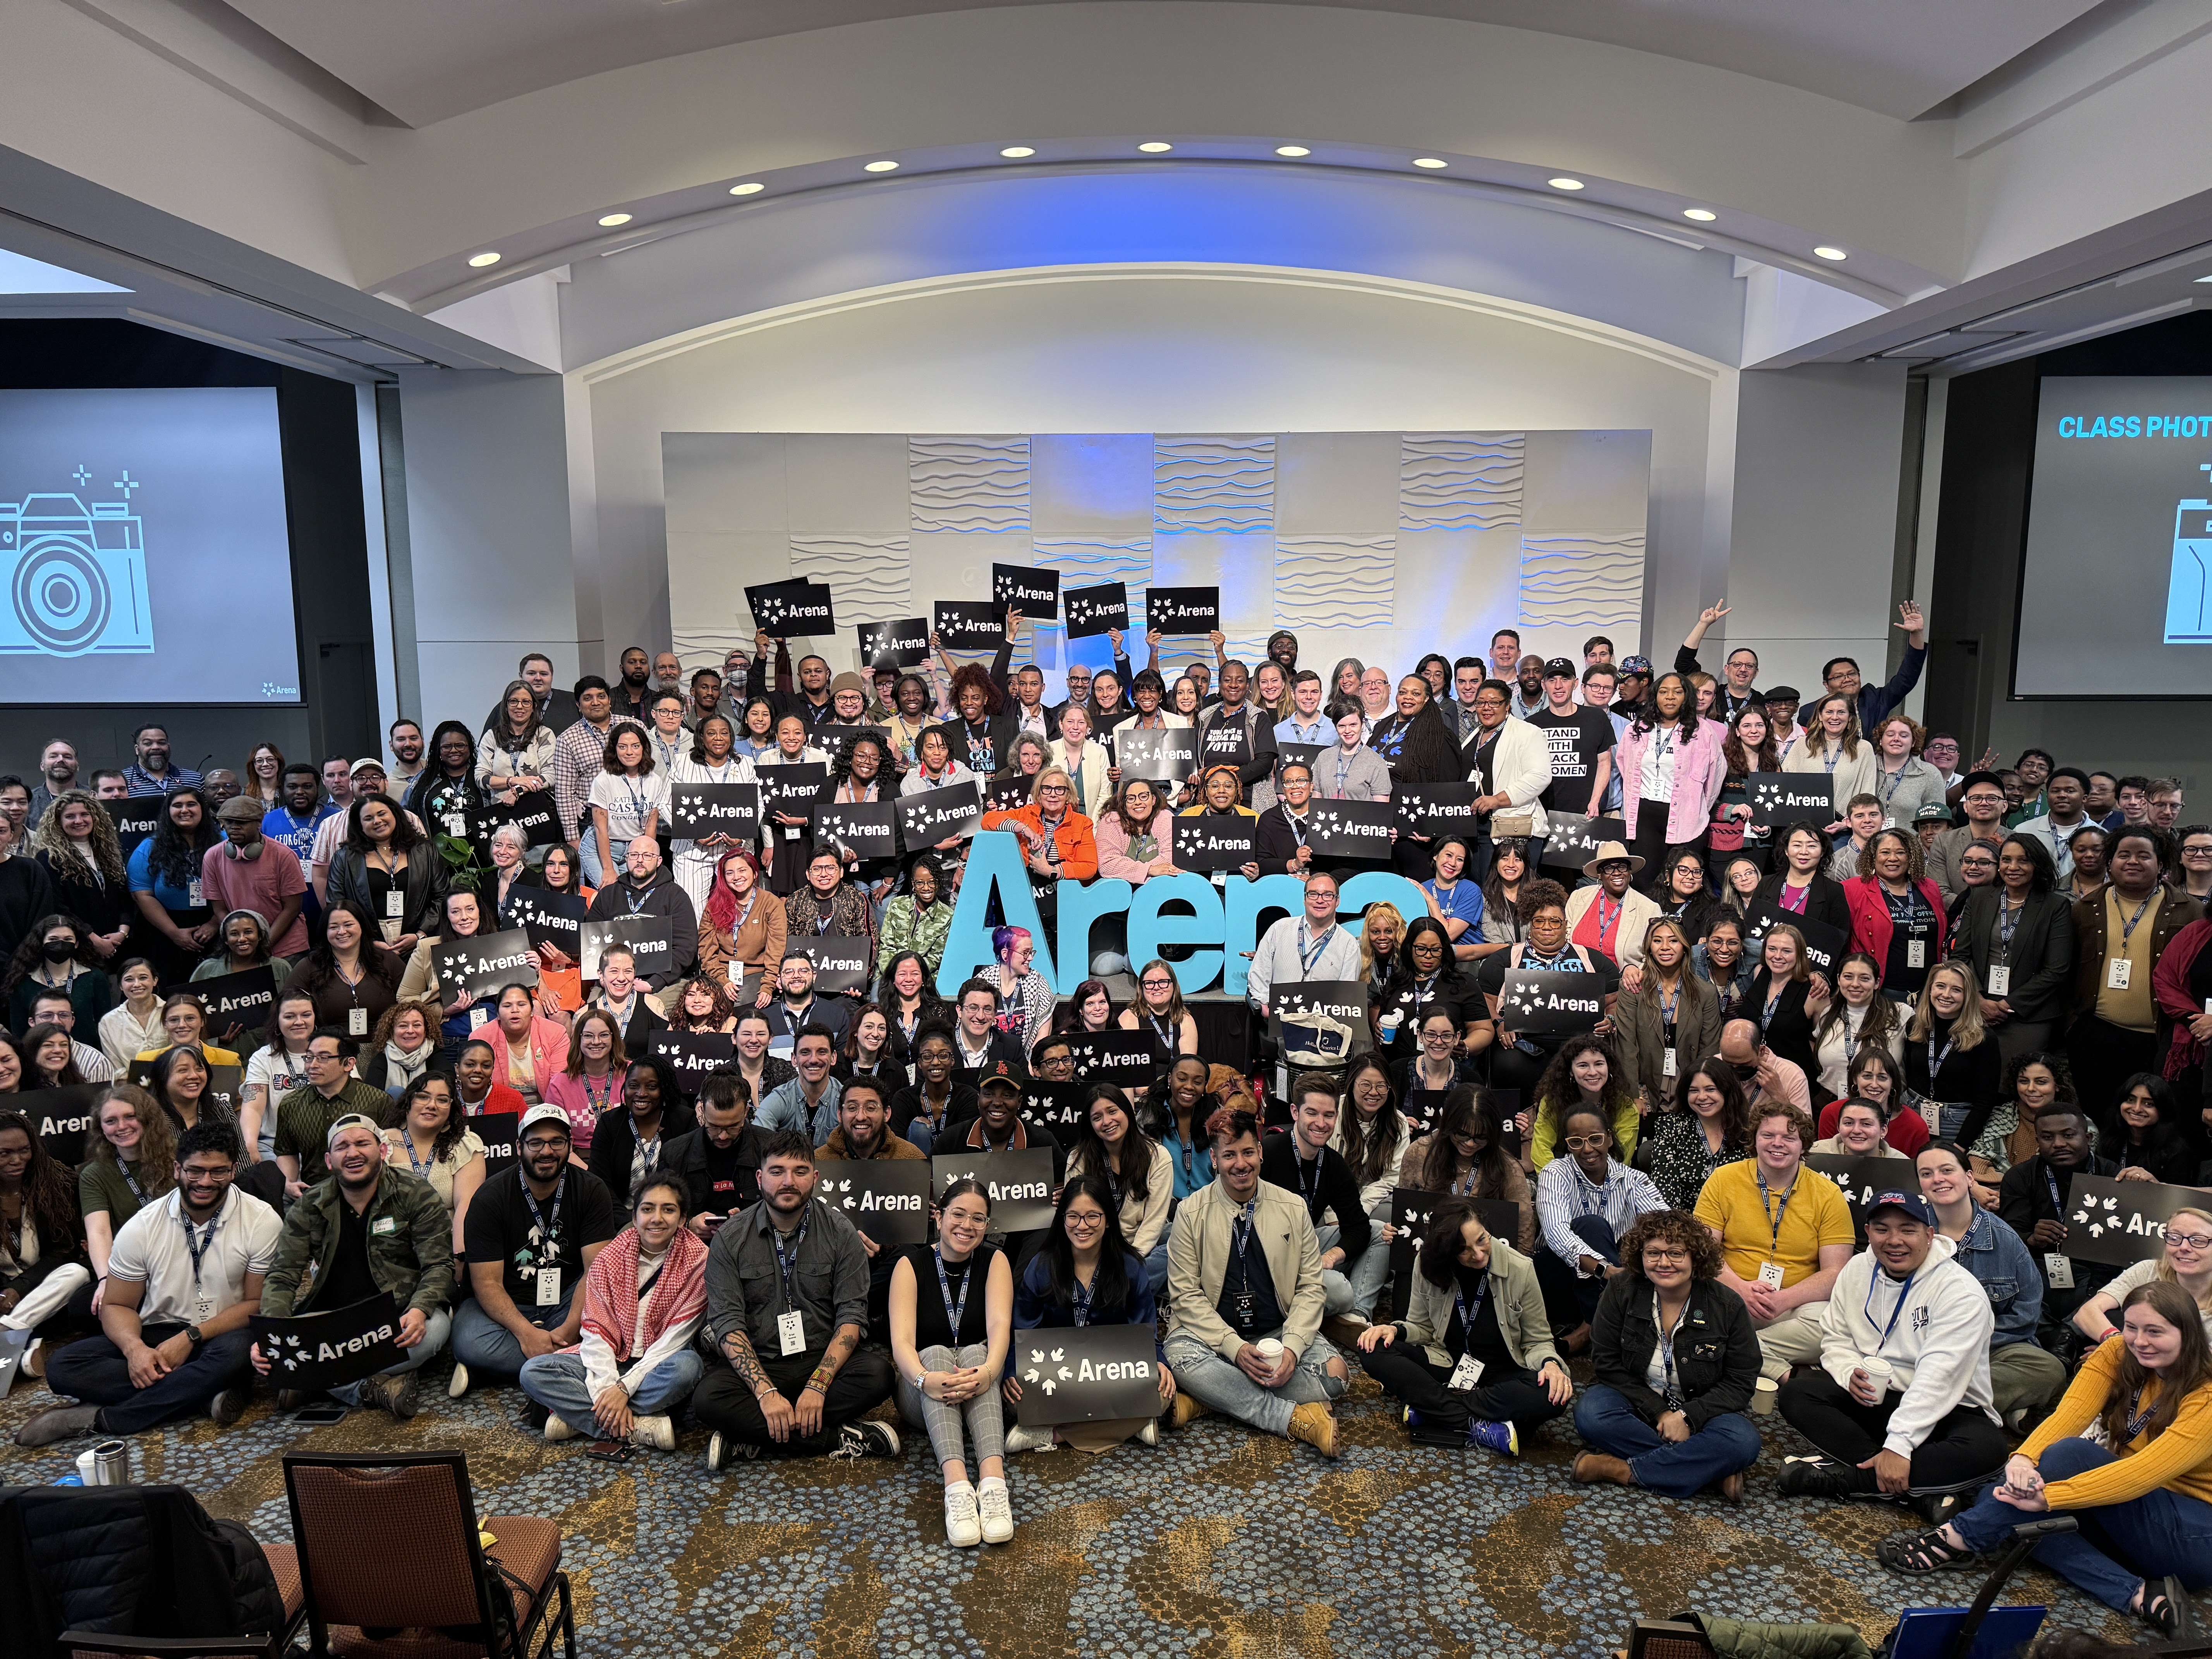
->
[[1542, 657, 1577, 680], [977, 1059, 1027, 1092]]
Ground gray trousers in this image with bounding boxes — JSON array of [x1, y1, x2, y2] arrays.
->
[[894, 1342, 1006, 1473]]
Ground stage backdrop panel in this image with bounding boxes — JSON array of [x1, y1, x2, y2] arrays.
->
[[663, 432, 1650, 701]]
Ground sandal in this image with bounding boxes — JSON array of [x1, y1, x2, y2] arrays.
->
[[2140, 1577, 2184, 1637], [1875, 1526, 1979, 1575]]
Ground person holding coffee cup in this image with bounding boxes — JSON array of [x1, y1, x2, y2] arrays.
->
[[1774, 1190, 2009, 1516]]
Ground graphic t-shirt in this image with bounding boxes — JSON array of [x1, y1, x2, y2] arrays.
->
[[1525, 708, 1616, 813]]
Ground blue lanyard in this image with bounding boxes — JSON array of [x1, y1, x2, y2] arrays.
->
[[1998, 898, 2024, 952], [180, 1201, 225, 1291], [934, 1246, 974, 1339], [523, 1178, 565, 1251], [401, 1134, 436, 1178], [1757, 1170, 1798, 1252], [2117, 891, 2158, 951], [770, 1211, 811, 1309], [2044, 1166, 2065, 1218], [1574, 1164, 1611, 1219], [1864, 1270, 1917, 1353], [1072, 1274, 1093, 1327], [1297, 923, 1336, 976], [1653, 1291, 1688, 1408], [1453, 1274, 1491, 1356], [1594, 895, 1623, 943]]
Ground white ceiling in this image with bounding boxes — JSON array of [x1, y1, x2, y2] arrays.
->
[[219, 0, 2109, 127]]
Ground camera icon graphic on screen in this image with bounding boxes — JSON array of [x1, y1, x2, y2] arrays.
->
[[0, 491, 153, 658]]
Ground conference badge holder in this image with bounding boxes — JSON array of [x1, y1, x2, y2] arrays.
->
[[1448, 1354, 1484, 1392], [778, 1310, 805, 1357]]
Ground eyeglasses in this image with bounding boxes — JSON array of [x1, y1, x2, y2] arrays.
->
[[1141, 977, 1174, 991], [1039, 785, 1069, 795], [2171, 1233, 2212, 1251], [1563, 1133, 1611, 1150], [1065, 1212, 1105, 1230], [1642, 1247, 1690, 1264]]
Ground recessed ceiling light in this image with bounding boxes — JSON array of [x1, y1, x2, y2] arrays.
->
[[1275, 145, 1310, 157], [467, 252, 500, 268], [598, 213, 633, 227], [1547, 177, 1584, 190], [729, 182, 764, 196], [1138, 142, 1173, 153], [1412, 156, 1448, 169], [1813, 245, 1848, 261], [1000, 146, 1035, 158], [864, 160, 899, 172], [1682, 208, 1717, 223]]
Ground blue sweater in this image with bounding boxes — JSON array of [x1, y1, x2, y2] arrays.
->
[[1015, 1249, 1157, 1338]]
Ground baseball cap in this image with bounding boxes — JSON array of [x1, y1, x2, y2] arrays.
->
[[976, 1058, 1027, 1091], [1542, 657, 1577, 679], [1865, 1190, 1937, 1227], [1959, 770, 2007, 798], [1914, 802, 1953, 824], [1620, 655, 1652, 675], [519, 1103, 574, 1139], [325, 1113, 382, 1151], [349, 757, 388, 777]]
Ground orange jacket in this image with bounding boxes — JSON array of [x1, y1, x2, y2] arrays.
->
[[979, 802, 1100, 880]]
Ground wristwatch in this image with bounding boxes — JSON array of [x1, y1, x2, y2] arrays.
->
[[184, 1324, 204, 1345]]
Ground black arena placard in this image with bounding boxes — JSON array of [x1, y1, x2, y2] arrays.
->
[[470, 1111, 522, 1174], [648, 1032, 735, 1092], [507, 887, 588, 954], [1747, 772, 1839, 828], [857, 617, 929, 669], [747, 580, 835, 638], [932, 1149, 1058, 1232], [898, 781, 984, 850], [2059, 1174, 2212, 1267], [1806, 1154, 1922, 1243], [1112, 727, 1198, 782], [669, 781, 761, 841], [992, 563, 1060, 619], [1540, 812, 1629, 871], [1740, 900, 1847, 981], [1272, 979, 1369, 1029], [933, 599, 1006, 650], [1170, 815, 1256, 872], [1012, 1323, 1163, 1427], [1401, 1087, 1449, 1140], [1495, 969, 1607, 1037], [816, 1157, 933, 1246], [1064, 582, 1128, 639], [790, 933, 871, 994], [579, 915, 674, 983], [1065, 1029, 1165, 1090], [1020, 1079, 1086, 1135], [1388, 1189, 1524, 1319], [1274, 741, 1326, 779], [1307, 799, 1396, 859], [26, 1084, 103, 1165], [108, 800, 163, 856], [1393, 781, 1485, 836], [756, 763, 830, 823], [182, 964, 278, 1031], [432, 928, 538, 1002], [493, 792, 564, 848], [984, 776, 1037, 813], [813, 800, 898, 860], [1144, 586, 1219, 635], [251, 1291, 407, 1393]]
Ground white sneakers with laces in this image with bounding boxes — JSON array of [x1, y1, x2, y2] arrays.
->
[[943, 1481, 982, 1547]]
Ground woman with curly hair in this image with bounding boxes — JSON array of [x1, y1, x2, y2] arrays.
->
[[125, 787, 219, 983], [358, 998, 445, 1097], [29, 791, 130, 962], [1527, 1032, 1642, 1173], [1843, 826, 1946, 1005], [934, 661, 1016, 777], [1572, 1207, 1764, 1499], [667, 974, 738, 1036]]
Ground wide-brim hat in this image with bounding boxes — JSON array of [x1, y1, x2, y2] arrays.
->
[[1582, 840, 1647, 879]]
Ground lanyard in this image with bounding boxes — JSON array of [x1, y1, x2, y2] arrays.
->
[[1294, 1146, 1323, 1205], [1841, 1004, 1866, 1066], [180, 1199, 225, 1291], [1229, 1198, 1260, 1266], [1927, 1036, 1956, 1079], [1877, 763, 1907, 804], [1653, 1290, 1688, 1408], [2126, 1385, 2159, 1441], [402, 1134, 436, 1178], [1284, 807, 1307, 849], [1886, 885, 1924, 926], [2044, 1166, 2065, 1218], [523, 1177, 565, 1252], [1595, 895, 1623, 944], [1864, 1270, 1917, 1353], [1998, 898, 2024, 953], [2117, 891, 2158, 952], [934, 1246, 974, 1338], [1453, 1274, 1491, 1356], [1778, 881, 1810, 915], [1756, 1169, 1798, 1253], [119, 1161, 148, 1206], [1072, 1274, 1093, 1327], [623, 882, 650, 916], [770, 1211, 811, 1309], [1297, 923, 1336, 976], [582, 1072, 616, 1115], [1574, 1164, 1610, 1218], [1335, 750, 1353, 796], [1821, 745, 1841, 776]]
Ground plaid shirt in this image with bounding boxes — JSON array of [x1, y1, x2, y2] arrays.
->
[[551, 715, 646, 841]]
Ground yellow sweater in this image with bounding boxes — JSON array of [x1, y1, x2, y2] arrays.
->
[[2021, 1337, 2212, 1511]]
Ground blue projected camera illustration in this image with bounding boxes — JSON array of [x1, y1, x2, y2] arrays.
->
[[0, 488, 153, 658]]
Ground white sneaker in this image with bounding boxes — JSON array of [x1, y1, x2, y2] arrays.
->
[[977, 1477, 1014, 1544], [543, 1413, 576, 1443], [943, 1481, 982, 1548], [1137, 1418, 1160, 1447], [629, 1414, 675, 1452], [1003, 1423, 1058, 1455], [447, 1362, 470, 1400]]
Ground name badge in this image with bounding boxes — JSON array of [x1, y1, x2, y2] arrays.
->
[[186, 878, 204, 906], [1211, 869, 1227, 889], [1757, 1261, 1785, 1290], [196, 1291, 215, 1321], [347, 1006, 368, 1037], [777, 1309, 806, 1356], [536, 1267, 562, 1307], [727, 960, 742, 987], [385, 890, 405, 919], [2108, 958, 2133, 991], [1661, 1049, 1678, 1078], [371, 1215, 397, 1235], [784, 825, 800, 840], [2045, 1252, 2075, 1290], [1447, 1353, 1484, 1391], [1986, 965, 2011, 997], [469, 1006, 490, 1029], [1906, 939, 1925, 969]]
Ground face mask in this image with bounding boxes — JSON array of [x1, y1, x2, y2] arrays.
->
[[41, 941, 74, 964]]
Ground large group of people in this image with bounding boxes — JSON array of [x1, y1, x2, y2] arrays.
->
[[0, 605, 2208, 1625]]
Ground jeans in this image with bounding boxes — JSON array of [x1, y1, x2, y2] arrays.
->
[[692, 1345, 896, 1456], [1573, 1383, 1762, 1498], [453, 1290, 575, 1383], [1535, 1215, 1621, 1330], [46, 1324, 254, 1435], [1951, 1437, 2212, 1611], [894, 1342, 1007, 1473], [1163, 1330, 1345, 1438], [1315, 1221, 1389, 1321], [1359, 1343, 1560, 1436], [1143, 1240, 1170, 1298], [519, 1349, 705, 1435], [1776, 1367, 2009, 1494], [330, 1307, 451, 1407]]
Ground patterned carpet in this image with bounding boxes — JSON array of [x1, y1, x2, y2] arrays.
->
[[0, 1355, 2156, 1657]]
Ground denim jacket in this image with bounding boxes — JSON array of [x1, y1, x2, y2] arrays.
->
[[1951, 1204, 2045, 1350]]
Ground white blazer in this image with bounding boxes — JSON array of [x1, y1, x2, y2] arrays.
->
[[1467, 716, 1555, 838]]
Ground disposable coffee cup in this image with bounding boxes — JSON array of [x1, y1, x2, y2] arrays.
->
[[1751, 1377, 1778, 1416], [1857, 1357, 1894, 1396], [1254, 1338, 1285, 1363]]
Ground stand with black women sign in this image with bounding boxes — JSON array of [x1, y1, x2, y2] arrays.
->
[[1806, 1156, 1923, 1243], [816, 1158, 933, 1247], [931, 1151, 1057, 1232], [2059, 1174, 2212, 1266], [1387, 1190, 1523, 1320], [250, 1291, 407, 1394], [1012, 1325, 1162, 1427], [1494, 970, 1605, 1037], [1740, 900, 1846, 980], [431, 929, 538, 1002]]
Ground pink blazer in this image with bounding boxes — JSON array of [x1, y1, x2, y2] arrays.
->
[[481, 1013, 572, 1106], [1614, 720, 1729, 845]]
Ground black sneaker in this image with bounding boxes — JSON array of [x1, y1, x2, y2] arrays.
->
[[833, 1420, 902, 1459], [521, 1399, 551, 1432], [1776, 1456, 1856, 1499], [208, 1387, 248, 1427], [373, 1373, 420, 1421]]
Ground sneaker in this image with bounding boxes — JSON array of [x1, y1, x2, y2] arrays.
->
[[834, 1420, 901, 1460], [21, 1339, 43, 1380], [371, 1373, 420, 1421], [1467, 1419, 1520, 1457], [943, 1481, 982, 1547], [447, 1362, 471, 1400], [208, 1387, 248, 1427], [521, 1400, 551, 1433], [706, 1430, 728, 1473], [544, 1413, 577, 1443], [1320, 1314, 1369, 1348], [14, 1403, 99, 1447], [630, 1414, 675, 1453], [1137, 1418, 1160, 1447], [1003, 1423, 1058, 1455], [1288, 1401, 1339, 1458], [976, 1478, 1015, 1544], [1776, 1455, 1855, 1499]]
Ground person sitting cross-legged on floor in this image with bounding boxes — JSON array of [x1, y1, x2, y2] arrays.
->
[[1875, 1280, 2212, 1638], [1532, 1106, 1670, 1349], [1572, 1207, 1764, 1501], [517, 1173, 708, 1453], [1163, 1106, 1348, 1457], [19, 1123, 278, 1446], [1775, 1188, 2009, 1516], [253, 1114, 458, 1419], [1356, 1194, 1573, 1457]]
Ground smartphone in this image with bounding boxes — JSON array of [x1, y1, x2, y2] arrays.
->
[[292, 1401, 348, 1425], [586, 1438, 632, 1463]]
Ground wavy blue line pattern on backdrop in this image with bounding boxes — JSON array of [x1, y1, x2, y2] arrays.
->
[[1517, 532, 1644, 626], [790, 534, 913, 626], [1153, 436, 1274, 533], [1400, 432, 1524, 530], [1274, 535, 1395, 627], [909, 436, 1030, 532]]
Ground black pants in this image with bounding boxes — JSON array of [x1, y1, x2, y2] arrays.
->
[[1630, 799, 1680, 894], [692, 1345, 896, 1456], [2066, 1016, 2160, 1137], [1776, 1368, 2009, 1493], [1359, 1344, 1561, 1435], [1534, 1216, 1621, 1331]]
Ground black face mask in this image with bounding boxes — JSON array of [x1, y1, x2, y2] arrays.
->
[[40, 941, 73, 964]]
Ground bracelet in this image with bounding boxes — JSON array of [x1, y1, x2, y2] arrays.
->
[[804, 1377, 830, 1396]]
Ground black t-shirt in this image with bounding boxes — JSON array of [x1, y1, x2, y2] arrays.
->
[[316, 1199, 378, 1311], [1217, 1211, 1284, 1338], [905, 1242, 998, 1348], [701, 1136, 761, 1213], [463, 1164, 621, 1305], [1525, 708, 1615, 812], [1441, 1266, 1511, 1366]]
